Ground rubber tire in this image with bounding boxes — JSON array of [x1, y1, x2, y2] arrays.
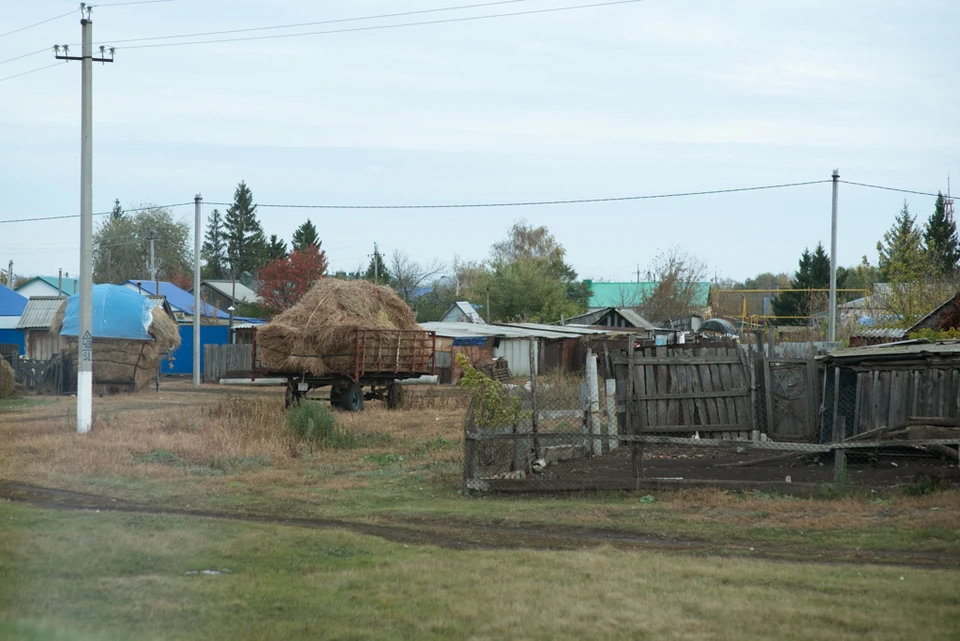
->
[[386, 383, 403, 410], [329, 386, 342, 407], [285, 385, 302, 409], [339, 383, 364, 412]]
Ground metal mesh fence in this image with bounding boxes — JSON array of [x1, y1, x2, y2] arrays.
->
[[463, 346, 960, 495]]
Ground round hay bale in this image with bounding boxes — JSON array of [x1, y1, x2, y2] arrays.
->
[[0, 358, 14, 399], [257, 279, 421, 373]]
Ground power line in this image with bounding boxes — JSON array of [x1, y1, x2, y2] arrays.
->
[[102, 0, 528, 45], [838, 180, 941, 198], [204, 180, 831, 211], [93, 0, 177, 7], [0, 10, 75, 39], [119, 0, 647, 51], [0, 1, 174, 65], [0, 202, 194, 225], [0, 62, 65, 83]]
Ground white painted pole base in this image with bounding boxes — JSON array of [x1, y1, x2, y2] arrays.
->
[[78, 370, 93, 433]]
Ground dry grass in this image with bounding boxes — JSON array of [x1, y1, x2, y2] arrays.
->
[[0, 381, 465, 503]]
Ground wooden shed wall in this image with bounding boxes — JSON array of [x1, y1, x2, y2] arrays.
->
[[853, 366, 960, 433]]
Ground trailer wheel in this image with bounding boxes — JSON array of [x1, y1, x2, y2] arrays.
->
[[285, 385, 302, 409], [340, 383, 364, 412], [386, 382, 403, 410], [329, 386, 342, 407]]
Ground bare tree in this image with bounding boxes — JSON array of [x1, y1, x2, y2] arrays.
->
[[390, 250, 446, 303], [639, 246, 708, 322], [451, 254, 486, 297]]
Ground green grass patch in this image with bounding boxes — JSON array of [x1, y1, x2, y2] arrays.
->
[[0, 396, 55, 411], [1, 502, 959, 641]]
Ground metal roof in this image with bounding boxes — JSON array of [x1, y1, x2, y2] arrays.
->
[[616, 309, 656, 330], [852, 328, 907, 339], [421, 321, 615, 340], [15, 276, 79, 296], [17, 296, 65, 329], [564, 307, 656, 330], [0, 283, 27, 316], [821, 339, 960, 363], [198, 280, 260, 304]]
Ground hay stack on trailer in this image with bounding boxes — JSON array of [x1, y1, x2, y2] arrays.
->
[[52, 284, 181, 394], [257, 279, 425, 374]]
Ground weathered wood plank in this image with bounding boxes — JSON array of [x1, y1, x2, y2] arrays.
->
[[612, 356, 743, 366]]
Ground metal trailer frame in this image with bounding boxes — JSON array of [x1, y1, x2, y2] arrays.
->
[[250, 328, 437, 411]]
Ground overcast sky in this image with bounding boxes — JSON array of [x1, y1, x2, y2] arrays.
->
[[1, 0, 957, 285]]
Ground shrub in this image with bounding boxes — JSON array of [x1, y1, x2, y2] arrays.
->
[[456, 353, 525, 429], [286, 401, 356, 452]]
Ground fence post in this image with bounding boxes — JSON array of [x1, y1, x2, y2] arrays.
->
[[586, 349, 602, 456], [832, 366, 846, 485], [627, 339, 642, 481], [528, 345, 540, 461], [605, 378, 617, 451]]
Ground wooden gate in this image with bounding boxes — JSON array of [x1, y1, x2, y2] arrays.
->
[[763, 356, 820, 441], [616, 342, 754, 438]]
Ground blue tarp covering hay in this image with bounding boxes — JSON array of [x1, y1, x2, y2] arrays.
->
[[53, 285, 181, 393]]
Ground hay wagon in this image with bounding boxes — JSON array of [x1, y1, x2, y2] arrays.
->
[[249, 327, 436, 411]]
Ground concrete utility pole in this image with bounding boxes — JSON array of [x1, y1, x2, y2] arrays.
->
[[828, 169, 839, 343], [6, 261, 11, 289], [55, 9, 114, 433], [373, 242, 379, 283], [149, 236, 156, 284], [193, 194, 202, 387]]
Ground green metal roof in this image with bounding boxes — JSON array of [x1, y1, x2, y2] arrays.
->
[[16, 276, 79, 296], [586, 281, 711, 308]]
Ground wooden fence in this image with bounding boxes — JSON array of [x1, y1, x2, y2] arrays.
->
[[203, 344, 253, 382], [615, 341, 754, 438]]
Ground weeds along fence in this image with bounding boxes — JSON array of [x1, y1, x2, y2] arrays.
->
[[463, 341, 960, 495]]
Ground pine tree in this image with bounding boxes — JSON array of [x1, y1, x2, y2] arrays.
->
[[771, 243, 832, 324], [110, 199, 124, 221], [201, 208, 228, 279], [878, 202, 925, 282], [268, 234, 288, 260], [923, 192, 959, 277], [223, 181, 267, 277], [291, 219, 320, 252], [364, 249, 390, 285]]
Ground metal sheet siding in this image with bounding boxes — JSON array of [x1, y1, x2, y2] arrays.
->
[[493, 338, 538, 377]]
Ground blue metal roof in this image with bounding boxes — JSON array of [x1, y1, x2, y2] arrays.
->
[[123, 280, 229, 319], [0, 283, 27, 316]]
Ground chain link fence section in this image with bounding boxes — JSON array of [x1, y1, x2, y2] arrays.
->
[[464, 343, 960, 495]]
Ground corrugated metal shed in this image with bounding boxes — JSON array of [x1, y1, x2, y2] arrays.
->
[[17, 297, 65, 329]]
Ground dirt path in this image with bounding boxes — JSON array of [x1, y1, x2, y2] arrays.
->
[[3, 481, 958, 569]]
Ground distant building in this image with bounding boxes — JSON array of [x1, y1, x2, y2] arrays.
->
[[584, 281, 712, 311], [16, 275, 79, 298], [17, 297, 65, 360], [439, 301, 485, 324], [193, 280, 259, 313], [122, 280, 229, 323]]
